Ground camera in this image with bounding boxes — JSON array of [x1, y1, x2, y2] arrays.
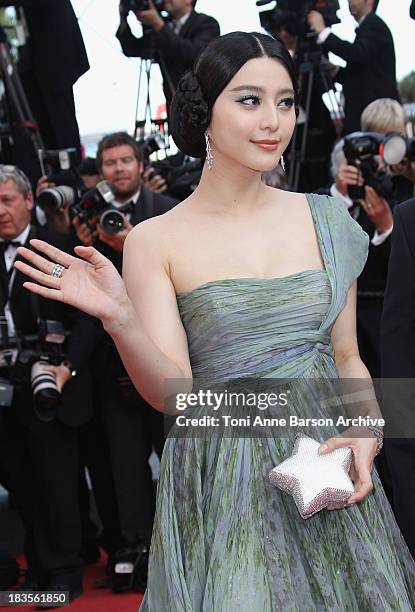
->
[[111, 541, 149, 594], [37, 148, 83, 214], [71, 180, 126, 235], [37, 184, 79, 213], [149, 156, 202, 199], [121, 0, 165, 15], [343, 131, 407, 201], [38, 148, 80, 186], [137, 133, 165, 161], [257, 0, 340, 38], [0, 320, 68, 421]]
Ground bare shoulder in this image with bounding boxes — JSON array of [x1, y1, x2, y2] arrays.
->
[[280, 189, 310, 207], [126, 204, 178, 244], [123, 199, 194, 272], [264, 187, 312, 217]]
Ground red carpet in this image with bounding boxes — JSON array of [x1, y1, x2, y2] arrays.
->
[[16, 554, 143, 611]]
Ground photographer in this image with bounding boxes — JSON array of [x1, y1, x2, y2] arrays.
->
[[308, 0, 399, 135], [0, 165, 100, 601], [325, 99, 414, 378], [33, 157, 103, 236], [73, 132, 177, 261], [116, 0, 220, 104], [0, 0, 89, 184], [72, 132, 177, 591]]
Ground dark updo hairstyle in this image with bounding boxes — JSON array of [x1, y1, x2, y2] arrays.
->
[[170, 31, 299, 158]]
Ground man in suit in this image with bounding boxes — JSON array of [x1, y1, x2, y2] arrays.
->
[[72, 132, 177, 591], [308, 0, 399, 135], [323, 99, 414, 378], [116, 0, 220, 104], [0, 165, 100, 602], [0, 0, 89, 183], [381, 197, 415, 560]]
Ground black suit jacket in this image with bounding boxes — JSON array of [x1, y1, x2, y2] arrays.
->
[[0, 0, 89, 93], [116, 10, 220, 102], [0, 226, 100, 426], [380, 199, 415, 562], [411, 0, 415, 19], [348, 203, 391, 295], [381, 199, 415, 377], [323, 13, 399, 134]]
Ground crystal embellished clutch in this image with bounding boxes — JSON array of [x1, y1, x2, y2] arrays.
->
[[269, 433, 355, 519]]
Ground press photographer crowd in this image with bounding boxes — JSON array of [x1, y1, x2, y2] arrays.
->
[[1, 0, 415, 607]]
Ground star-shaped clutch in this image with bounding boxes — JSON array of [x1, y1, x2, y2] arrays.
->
[[269, 434, 355, 519]]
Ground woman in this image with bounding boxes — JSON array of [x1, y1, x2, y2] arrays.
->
[[14, 32, 415, 610]]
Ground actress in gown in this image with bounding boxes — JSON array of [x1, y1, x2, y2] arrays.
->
[[14, 31, 415, 611]]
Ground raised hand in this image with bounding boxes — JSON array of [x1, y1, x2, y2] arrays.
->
[[14, 239, 129, 322]]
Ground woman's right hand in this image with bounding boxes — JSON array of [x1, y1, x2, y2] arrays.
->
[[14, 239, 130, 323]]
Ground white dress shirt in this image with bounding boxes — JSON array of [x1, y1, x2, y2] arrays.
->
[[112, 189, 141, 222], [0, 224, 31, 337]]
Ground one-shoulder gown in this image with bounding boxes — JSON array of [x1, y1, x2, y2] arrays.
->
[[139, 194, 415, 611]]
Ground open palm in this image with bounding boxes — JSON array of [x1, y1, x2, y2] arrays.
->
[[14, 239, 128, 321]]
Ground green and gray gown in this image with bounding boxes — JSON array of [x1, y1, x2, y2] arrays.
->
[[139, 194, 415, 611]]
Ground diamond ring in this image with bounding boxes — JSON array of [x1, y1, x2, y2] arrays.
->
[[51, 264, 65, 279]]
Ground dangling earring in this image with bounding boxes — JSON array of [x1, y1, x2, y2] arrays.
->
[[280, 155, 286, 173], [205, 131, 213, 170]]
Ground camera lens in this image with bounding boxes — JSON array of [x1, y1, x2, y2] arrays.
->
[[31, 361, 60, 421], [382, 134, 407, 166], [100, 209, 125, 235], [37, 185, 77, 213]]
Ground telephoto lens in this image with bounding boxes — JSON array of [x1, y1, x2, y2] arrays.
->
[[37, 185, 78, 213], [31, 360, 60, 421]]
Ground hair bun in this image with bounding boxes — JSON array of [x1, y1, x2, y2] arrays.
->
[[170, 71, 210, 158]]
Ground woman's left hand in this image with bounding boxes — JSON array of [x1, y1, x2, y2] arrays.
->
[[317, 427, 378, 510]]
